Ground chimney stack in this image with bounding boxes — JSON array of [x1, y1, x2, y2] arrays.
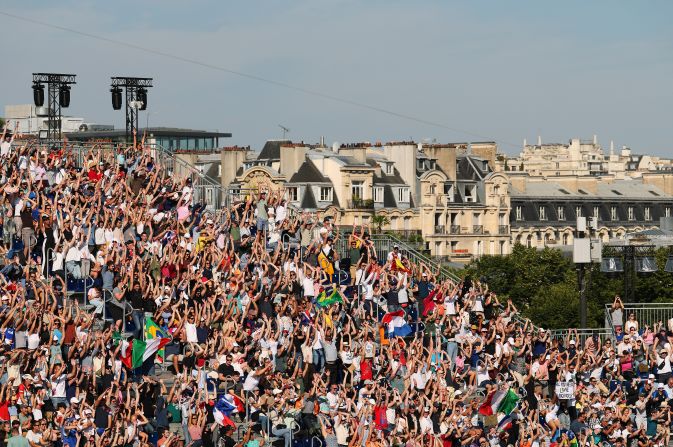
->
[[537, 135, 542, 146]]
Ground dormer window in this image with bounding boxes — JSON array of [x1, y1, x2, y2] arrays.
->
[[397, 187, 410, 203], [384, 163, 394, 175], [287, 187, 298, 202], [373, 187, 384, 203]]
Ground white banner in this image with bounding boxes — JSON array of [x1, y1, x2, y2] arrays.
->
[[555, 381, 576, 400]]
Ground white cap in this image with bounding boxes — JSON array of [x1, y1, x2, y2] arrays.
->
[[569, 339, 576, 345], [70, 397, 79, 404]]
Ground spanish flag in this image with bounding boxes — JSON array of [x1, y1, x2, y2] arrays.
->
[[392, 257, 411, 274]]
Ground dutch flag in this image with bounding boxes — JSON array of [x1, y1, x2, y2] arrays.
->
[[381, 310, 412, 338]]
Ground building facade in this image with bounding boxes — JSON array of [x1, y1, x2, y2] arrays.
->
[[496, 136, 673, 178], [219, 140, 509, 261], [509, 174, 673, 248]]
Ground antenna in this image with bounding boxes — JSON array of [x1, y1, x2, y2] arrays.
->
[[278, 124, 290, 139]]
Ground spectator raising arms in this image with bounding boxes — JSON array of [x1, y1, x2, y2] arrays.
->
[[0, 133, 669, 447]]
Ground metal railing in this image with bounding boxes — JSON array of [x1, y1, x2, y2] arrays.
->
[[605, 303, 673, 332], [472, 225, 484, 234], [498, 225, 509, 235], [549, 328, 614, 346], [434, 225, 446, 235], [347, 199, 374, 209], [385, 229, 422, 239], [450, 225, 461, 234], [337, 233, 460, 282]]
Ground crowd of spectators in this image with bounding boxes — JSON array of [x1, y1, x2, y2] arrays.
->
[[0, 122, 672, 447]]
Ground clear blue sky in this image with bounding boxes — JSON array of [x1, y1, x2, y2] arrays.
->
[[2, 0, 672, 155]]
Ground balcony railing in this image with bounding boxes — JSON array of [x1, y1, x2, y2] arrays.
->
[[450, 225, 461, 234], [348, 198, 374, 209], [434, 225, 446, 235], [498, 225, 509, 235], [472, 225, 484, 234]]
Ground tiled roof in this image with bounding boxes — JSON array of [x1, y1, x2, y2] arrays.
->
[[289, 161, 329, 183], [258, 140, 291, 160]]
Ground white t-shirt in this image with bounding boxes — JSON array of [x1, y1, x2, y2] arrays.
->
[[51, 374, 67, 398], [184, 322, 198, 343], [0, 141, 11, 157], [242, 371, 260, 392]]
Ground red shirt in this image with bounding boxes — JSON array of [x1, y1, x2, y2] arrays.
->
[[87, 169, 103, 182], [360, 359, 373, 381], [374, 405, 388, 430], [0, 400, 9, 422]]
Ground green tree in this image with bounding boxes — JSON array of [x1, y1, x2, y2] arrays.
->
[[0, 118, 5, 128], [466, 244, 576, 328], [371, 214, 390, 233], [528, 282, 580, 329], [466, 244, 673, 330]]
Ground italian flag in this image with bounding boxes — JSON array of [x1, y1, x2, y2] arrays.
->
[[120, 337, 170, 370], [478, 388, 519, 416]]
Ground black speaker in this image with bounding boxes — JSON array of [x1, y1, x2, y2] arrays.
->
[[59, 85, 71, 108], [32, 83, 44, 107], [111, 87, 122, 110]]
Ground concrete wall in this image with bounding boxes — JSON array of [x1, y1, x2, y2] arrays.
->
[[422, 145, 457, 182], [221, 148, 248, 188], [643, 173, 673, 195], [279, 145, 307, 177], [471, 143, 497, 170], [383, 144, 418, 199]]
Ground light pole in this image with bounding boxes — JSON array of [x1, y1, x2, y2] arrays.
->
[[31, 73, 77, 142], [110, 77, 153, 143], [573, 216, 601, 327]]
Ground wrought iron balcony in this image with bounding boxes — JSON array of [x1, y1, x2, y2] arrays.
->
[[498, 225, 509, 235], [348, 198, 374, 209], [472, 225, 484, 234]]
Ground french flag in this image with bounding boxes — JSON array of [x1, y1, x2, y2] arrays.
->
[[213, 395, 237, 427], [381, 310, 412, 338]]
